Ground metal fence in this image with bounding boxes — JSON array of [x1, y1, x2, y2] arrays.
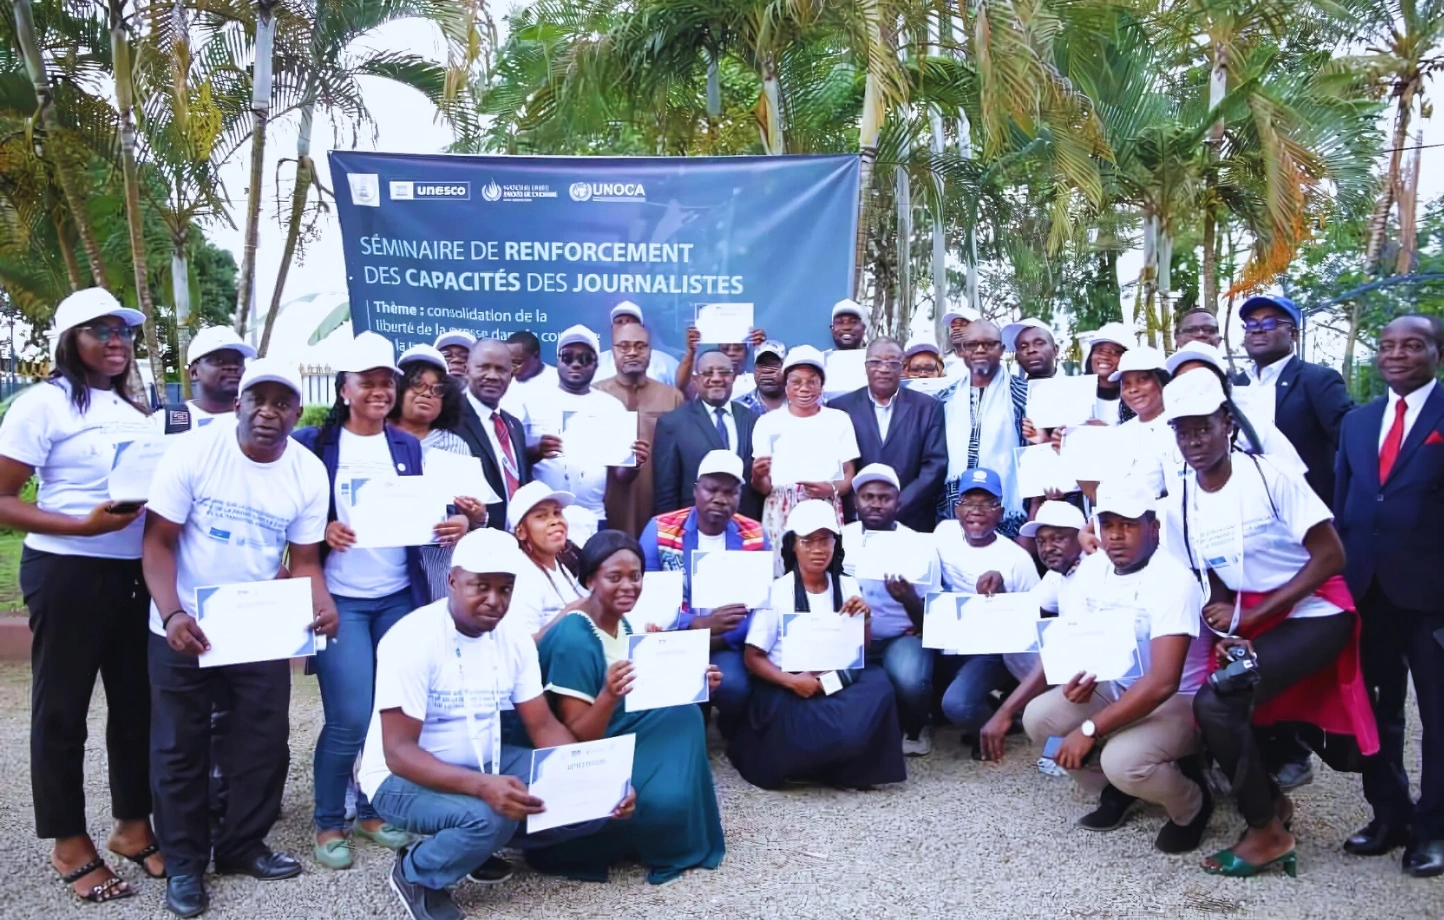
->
[[300, 365, 336, 406]]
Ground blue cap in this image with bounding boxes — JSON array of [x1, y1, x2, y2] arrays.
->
[[1239, 294, 1301, 325], [958, 467, 1002, 500]]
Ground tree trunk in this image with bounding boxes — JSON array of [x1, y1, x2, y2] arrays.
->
[[1202, 210, 1217, 315], [1395, 128, 1423, 275], [1201, 36, 1227, 314], [1362, 80, 1416, 273], [259, 101, 315, 357], [757, 54, 784, 155], [852, 0, 887, 300], [172, 243, 191, 398], [234, 0, 277, 335], [1138, 213, 1158, 346], [56, 224, 82, 291], [895, 160, 911, 339], [1158, 231, 1175, 353], [928, 17, 947, 335], [13, 0, 106, 288], [705, 50, 720, 118]]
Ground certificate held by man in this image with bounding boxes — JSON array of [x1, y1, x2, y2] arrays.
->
[[527, 734, 636, 833], [948, 593, 1042, 655], [690, 550, 773, 609], [695, 302, 754, 344], [1037, 611, 1141, 684], [195, 578, 321, 668], [1026, 375, 1097, 429], [778, 611, 865, 672], [625, 629, 711, 712], [563, 409, 638, 467]]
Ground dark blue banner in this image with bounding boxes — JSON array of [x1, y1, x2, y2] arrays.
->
[[328, 152, 860, 357]]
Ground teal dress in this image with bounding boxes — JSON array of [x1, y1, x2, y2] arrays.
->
[[529, 611, 726, 884]]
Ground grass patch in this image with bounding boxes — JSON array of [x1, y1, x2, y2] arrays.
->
[[0, 530, 23, 614]]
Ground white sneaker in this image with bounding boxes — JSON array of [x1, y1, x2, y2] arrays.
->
[[902, 727, 932, 757]]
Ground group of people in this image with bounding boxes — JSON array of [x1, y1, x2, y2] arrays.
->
[[3, 286, 1442, 920]]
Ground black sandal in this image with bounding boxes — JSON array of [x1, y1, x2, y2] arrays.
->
[[58, 857, 133, 903], [113, 842, 165, 879]]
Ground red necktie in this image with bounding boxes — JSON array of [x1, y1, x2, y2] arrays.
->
[[491, 411, 521, 499], [1378, 398, 1408, 483]]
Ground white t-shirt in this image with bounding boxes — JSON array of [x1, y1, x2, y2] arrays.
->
[[529, 387, 628, 516], [1162, 453, 1340, 620], [1030, 563, 1081, 615], [145, 422, 329, 634], [747, 572, 863, 668], [0, 380, 155, 558], [358, 600, 544, 799], [505, 558, 586, 638], [933, 522, 1041, 595], [841, 520, 937, 640], [697, 531, 728, 555], [1142, 421, 1308, 498], [731, 373, 756, 400], [1092, 394, 1122, 425], [499, 365, 559, 448], [325, 429, 409, 598], [1058, 550, 1210, 696], [751, 406, 860, 486]]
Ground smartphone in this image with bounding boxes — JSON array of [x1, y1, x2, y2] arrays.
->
[[108, 501, 145, 514], [1042, 736, 1064, 760]]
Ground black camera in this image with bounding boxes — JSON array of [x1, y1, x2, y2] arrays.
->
[[1208, 644, 1261, 696]]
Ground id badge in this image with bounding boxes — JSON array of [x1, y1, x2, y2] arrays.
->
[[819, 671, 843, 696]]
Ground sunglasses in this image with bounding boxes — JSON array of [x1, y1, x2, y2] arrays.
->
[[558, 351, 596, 367], [81, 323, 135, 344], [1243, 317, 1294, 333]]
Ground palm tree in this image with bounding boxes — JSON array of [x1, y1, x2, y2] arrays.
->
[[231, 0, 277, 337]]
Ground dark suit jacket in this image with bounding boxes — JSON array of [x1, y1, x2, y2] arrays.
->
[[1335, 385, 1444, 613], [450, 399, 531, 530], [829, 385, 948, 532], [1240, 355, 1352, 507], [651, 399, 761, 520]]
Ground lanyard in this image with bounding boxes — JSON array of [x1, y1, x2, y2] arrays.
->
[[447, 619, 502, 777]]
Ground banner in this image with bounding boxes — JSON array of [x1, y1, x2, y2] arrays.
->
[[328, 152, 860, 358]]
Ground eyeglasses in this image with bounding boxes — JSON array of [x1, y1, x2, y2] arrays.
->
[[957, 499, 1002, 512], [558, 351, 596, 367], [864, 359, 903, 371], [613, 342, 649, 354], [409, 383, 445, 397], [961, 340, 1002, 352], [796, 532, 835, 547], [1180, 322, 1220, 335], [80, 324, 135, 343], [1243, 318, 1293, 333]]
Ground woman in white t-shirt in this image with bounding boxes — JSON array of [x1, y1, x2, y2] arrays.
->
[[1160, 370, 1375, 879], [0, 289, 161, 901], [727, 501, 906, 790], [505, 481, 586, 640], [749, 346, 859, 570], [292, 332, 468, 870]]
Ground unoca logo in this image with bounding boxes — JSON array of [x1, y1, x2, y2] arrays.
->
[[568, 182, 593, 202]]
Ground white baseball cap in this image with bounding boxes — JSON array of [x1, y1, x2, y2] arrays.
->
[[450, 529, 530, 576], [942, 306, 979, 325], [610, 301, 644, 323], [1164, 340, 1228, 378], [556, 324, 600, 356], [784, 499, 841, 537], [1108, 345, 1168, 382], [831, 298, 866, 321], [506, 480, 575, 531], [398, 343, 449, 372], [187, 325, 256, 366], [755, 340, 786, 362], [697, 449, 744, 483], [339, 331, 401, 374], [1093, 479, 1156, 520], [433, 329, 476, 351], [782, 343, 826, 377], [1084, 322, 1133, 352], [903, 338, 940, 359], [852, 462, 900, 491], [52, 287, 145, 338], [1162, 369, 1228, 422], [1002, 317, 1053, 352], [237, 357, 302, 400], [1018, 500, 1087, 537]]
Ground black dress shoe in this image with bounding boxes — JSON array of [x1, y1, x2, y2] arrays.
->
[[215, 848, 303, 880], [1405, 839, 1444, 878], [165, 874, 208, 918], [1344, 819, 1412, 856], [1077, 784, 1139, 831]]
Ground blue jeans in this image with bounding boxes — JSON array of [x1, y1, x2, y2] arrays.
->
[[940, 654, 1014, 735], [371, 746, 607, 890], [710, 648, 751, 735], [313, 589, 415, 831], [868, 634, 934, 738]]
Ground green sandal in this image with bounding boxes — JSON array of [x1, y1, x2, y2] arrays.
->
[[1203, 847, 1297, 878], [353, 822, 412, 851], [313, 837, 353, 870]]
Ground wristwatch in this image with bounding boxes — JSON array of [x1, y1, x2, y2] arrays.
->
[[1080, 719, 1097, 739]]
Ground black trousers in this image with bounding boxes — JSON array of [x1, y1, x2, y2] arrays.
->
[[1193, 613, 1354, 828], [21, 548, 152, 839], [1358, 582, 1444, 840], [149, 634, 291, 877]]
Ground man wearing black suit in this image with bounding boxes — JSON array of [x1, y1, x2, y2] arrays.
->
[[828, 336, 947, 532], [451, 338, 532, 530], [652, 349, 761, 519], [1336, 314, 1444, 878]]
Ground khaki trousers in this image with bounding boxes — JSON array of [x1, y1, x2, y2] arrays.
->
[[1023, 687, 1203, 824]]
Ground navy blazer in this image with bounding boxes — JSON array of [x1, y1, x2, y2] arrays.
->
[[651, 398, 762, 520], [1334, 384, 1444, 612], [449, 398, 531, 530], [1240, 355, 1352, 507], [829, 385, 948, 532], [292, 423, 428, 609]]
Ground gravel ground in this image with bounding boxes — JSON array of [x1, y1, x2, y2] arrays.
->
[[0, 662, 1436, 920]]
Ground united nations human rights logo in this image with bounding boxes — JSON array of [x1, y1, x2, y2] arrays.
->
[[569, 182, 593, 202], [481, 180, 502, 202]]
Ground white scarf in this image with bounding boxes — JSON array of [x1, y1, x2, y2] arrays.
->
[[944, 364, 1023, 520]]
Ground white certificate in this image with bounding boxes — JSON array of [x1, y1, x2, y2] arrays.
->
[[625, 629, 710, 712], [778, 610, 865, 672], [850, 530, 938, 588], [563, 410, 637, 467], [1027, 375, 1098, 429], [823, 349, 868, 397], [1060, 425, 1131, 482], [1037, 612, 1142, 684], [349, 476, 449, 547], [766, 432, 842, 485], [423, 448, 500, 505], [695, 302, 753, 344], [922, 593, 968, 650], [1231, 385, 1276, 430], [948, 593, 1042, 655], [691, 550, 773, 609], [623, 571, 684, 634], [1013, 444, 1078, 498], [196, 578, 319, 668], [108, 435, 171, 502], [903, 376, 953, 397], [527, 734, 635, 833]]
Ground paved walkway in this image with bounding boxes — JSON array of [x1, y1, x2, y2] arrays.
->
[[0, 663, 1432, 919]]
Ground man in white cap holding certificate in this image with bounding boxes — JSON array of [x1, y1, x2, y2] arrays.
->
[[362, 529, 634, 920]]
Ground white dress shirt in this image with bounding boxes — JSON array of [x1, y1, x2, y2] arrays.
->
[[867, 387, 896, 442], [1379, 378, 1438, 450], [703, 400, 740, 456], [1246, 354, 1293, 386], [467, 392, 516, 483]]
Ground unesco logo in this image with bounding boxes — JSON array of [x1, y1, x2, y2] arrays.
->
[[569, 182, 593, 202], [481, 180, 502, 202]]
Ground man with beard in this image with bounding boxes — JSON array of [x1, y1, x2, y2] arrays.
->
[[735, 342, 786, 415], [827, 299, 867, 353], [1002, 318, 1059, 380], [595, 324, 684, 536], [594, 301, 679, 385], [652, 349, 761, 519], [941, 307, 977, 377], [159, 327, 255, 434]]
